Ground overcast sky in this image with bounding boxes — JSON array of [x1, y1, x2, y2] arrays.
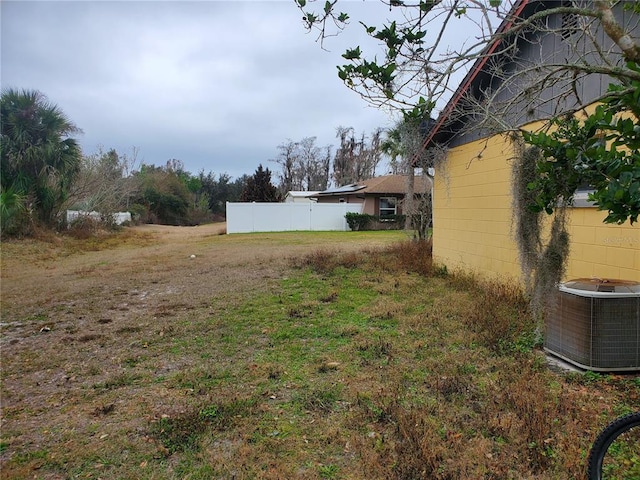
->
[[1, 0, 409, 180]]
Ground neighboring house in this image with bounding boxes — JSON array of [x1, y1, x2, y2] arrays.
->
[[311, 174, 432, 218], [423, 1, 639, 282], [283, 191, 319, 203]]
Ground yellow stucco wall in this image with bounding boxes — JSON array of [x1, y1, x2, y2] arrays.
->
[[433, 134, 639, 283], [569, 208, 639, 280]]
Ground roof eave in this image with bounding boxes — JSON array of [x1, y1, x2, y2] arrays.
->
[[417, 0, 531, 154]]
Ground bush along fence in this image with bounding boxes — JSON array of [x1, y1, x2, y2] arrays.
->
[[345, 212, 405, 231]]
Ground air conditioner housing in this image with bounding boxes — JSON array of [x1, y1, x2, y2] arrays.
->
[[544, 278, 640, 372]]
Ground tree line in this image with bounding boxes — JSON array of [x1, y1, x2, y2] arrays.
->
[[0, 88, 253, 236], [1, 88, 401, 237]]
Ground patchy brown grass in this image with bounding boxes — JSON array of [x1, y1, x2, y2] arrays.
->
[[1, 224, 637, 479]]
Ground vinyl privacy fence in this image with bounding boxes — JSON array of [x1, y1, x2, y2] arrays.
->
[[226, 202, 362, 233]]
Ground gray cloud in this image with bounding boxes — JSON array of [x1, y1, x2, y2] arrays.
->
[[1, 0, 396, 180]]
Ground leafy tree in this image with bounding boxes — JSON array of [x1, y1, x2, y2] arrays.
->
[[131, 164, 192, 225], [166, 159, 202, 205], [199, 171, 245, 216], [524, 68, 640, 225], [240, 164, 281, 202], [1, 88, 82, 229], [128, 161, 246, 224]]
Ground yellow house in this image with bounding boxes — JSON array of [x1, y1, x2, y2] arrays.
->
[[423, 1, 639, 283]]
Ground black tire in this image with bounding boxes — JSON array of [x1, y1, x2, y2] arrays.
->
[[587, 411, 640, 480]]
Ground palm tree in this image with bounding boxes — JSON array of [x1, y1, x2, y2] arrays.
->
[[1, 88, 82, 227], [381, 126, 403, 175]]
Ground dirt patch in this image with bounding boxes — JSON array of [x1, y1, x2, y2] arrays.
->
[[1, 222, 396, 351], [1, 224, 387, 326]]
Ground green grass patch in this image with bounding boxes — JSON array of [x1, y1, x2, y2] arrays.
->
[[151, 397, 259, 454]]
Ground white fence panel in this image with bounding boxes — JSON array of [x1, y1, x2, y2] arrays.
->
[[251, 204, 293, 232], [225, 203, 255, 234], [289, 203, 312, 231], [226, 202, 361, 233], [309, 204, 356, 231]]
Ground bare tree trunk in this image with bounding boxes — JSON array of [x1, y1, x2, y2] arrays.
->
[[404, 166, 415, 232]]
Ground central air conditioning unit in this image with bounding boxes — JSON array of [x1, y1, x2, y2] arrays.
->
[[545, 278, 640, 372]]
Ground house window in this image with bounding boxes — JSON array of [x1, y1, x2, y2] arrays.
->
[[379, 197, 397, 218], [572, 185, 596, 208]]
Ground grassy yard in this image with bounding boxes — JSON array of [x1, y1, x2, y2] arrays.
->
[[1, 226, 637, 479]]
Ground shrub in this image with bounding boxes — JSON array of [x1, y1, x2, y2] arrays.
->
[[345, 212, 373, 231], [346, 213, 406, 231], [67, 215, 100, 239], [0, 187, 30, 237], [128, 203, 149, 224], [375, 238, 433, 275], [290, 248, 364, 274], [462, 277, 535, 354]]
